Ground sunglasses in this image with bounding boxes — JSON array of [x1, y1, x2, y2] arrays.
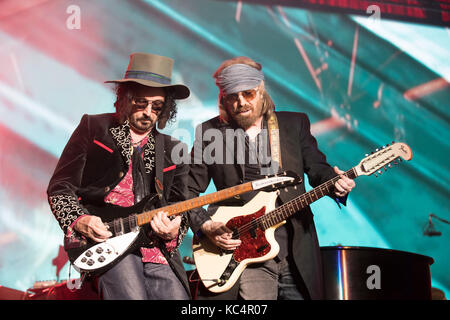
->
[[222, 88, 259, 105], [132, 97, 165, 113]]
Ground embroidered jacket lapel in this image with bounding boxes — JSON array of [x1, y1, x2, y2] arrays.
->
[[142, 131, 156, 174], [109, 120, 132, 166], [153, 130, 164, 199], [109, 120, 157, 175]]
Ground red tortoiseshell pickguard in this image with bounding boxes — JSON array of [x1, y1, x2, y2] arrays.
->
[[226, 207, 271, 262]]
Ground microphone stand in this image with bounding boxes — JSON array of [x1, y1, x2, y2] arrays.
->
[[423, 213, 449, 236]]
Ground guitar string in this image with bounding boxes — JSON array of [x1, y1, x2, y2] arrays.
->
[[103, 184, 253, 234], [231, 168, 356, 239], [257, 168, 356, 233], [231, 169, 351, 239]]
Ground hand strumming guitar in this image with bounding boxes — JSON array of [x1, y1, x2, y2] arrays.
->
[[201, 220, 241, 251]]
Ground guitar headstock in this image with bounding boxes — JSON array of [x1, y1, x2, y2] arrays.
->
[[251, 170, 303, 192], [355, 142, 412, 177]]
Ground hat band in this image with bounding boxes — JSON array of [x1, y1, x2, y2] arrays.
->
[[125, 70, 171, 85]]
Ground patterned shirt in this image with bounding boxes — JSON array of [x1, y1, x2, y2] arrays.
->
[[103, 136, 177, 264]]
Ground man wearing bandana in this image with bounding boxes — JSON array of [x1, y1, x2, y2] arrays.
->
[[188, 57, 355, 300]]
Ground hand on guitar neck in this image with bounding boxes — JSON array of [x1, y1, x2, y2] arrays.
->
[[201, 220, 242, 251], [150, 211, 182, 241], [333, 166, 356, 197]]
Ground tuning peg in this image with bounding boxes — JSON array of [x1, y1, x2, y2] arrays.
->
[[375, 148, 379, 152], [374, 173, 378, 177], [284, 188, 289, 192], [393, 161, 398, 165], [365, 153, 369, 157], [388, 163, 392, 168], [378, 170, 383, 175], [294, 185, 298, 190], [398, 157, 403, 162]]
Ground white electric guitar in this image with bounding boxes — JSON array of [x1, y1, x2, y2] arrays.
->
[[65, 171, 302, 275], [192, 142, 413, 293]]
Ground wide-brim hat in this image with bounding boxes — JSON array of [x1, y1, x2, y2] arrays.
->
[[105, 52, 190, 99]]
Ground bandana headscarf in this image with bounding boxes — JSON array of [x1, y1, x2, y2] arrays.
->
[[215, 63, 265, 94]]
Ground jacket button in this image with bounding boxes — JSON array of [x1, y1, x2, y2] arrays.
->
[[104, 186, 110, 193], [118, 171, 124, 178]]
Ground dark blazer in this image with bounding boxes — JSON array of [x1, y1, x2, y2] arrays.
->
[[47, 113, 191, 296], [187, 111, 340, 300]]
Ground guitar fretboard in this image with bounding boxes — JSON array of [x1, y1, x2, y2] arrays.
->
[[260, 168, 358, 229], [136, 182, 254, 226]]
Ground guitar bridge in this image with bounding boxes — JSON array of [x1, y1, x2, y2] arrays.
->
[[218, 257, 239, 286]]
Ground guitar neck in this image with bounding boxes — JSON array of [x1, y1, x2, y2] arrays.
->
[[262, 168, 358, 228], [136, 182, 253, 226]]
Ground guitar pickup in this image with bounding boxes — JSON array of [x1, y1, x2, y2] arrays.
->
[[256, 244, 269, 253], [113, 218, 124, 236]]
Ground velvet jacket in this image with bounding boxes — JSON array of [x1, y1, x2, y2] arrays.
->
[[187, 111, 341, 300], [47, 113, 191, 296]]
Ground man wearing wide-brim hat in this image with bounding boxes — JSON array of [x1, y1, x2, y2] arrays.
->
[[47, 53, 192, 299]]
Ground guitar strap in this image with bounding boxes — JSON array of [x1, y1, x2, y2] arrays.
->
[[266, 112, 282, 171], [154, 131, 164, 202]]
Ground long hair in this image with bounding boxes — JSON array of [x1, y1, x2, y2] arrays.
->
[[212, 56, 275, 123], [113, 82, 177, 129]]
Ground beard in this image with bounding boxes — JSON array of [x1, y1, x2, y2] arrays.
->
[[228, 100, 264, 130], [129, 114, 156, 134]]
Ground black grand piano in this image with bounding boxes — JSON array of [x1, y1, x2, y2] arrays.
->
[[321, 246, 434, 300]]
